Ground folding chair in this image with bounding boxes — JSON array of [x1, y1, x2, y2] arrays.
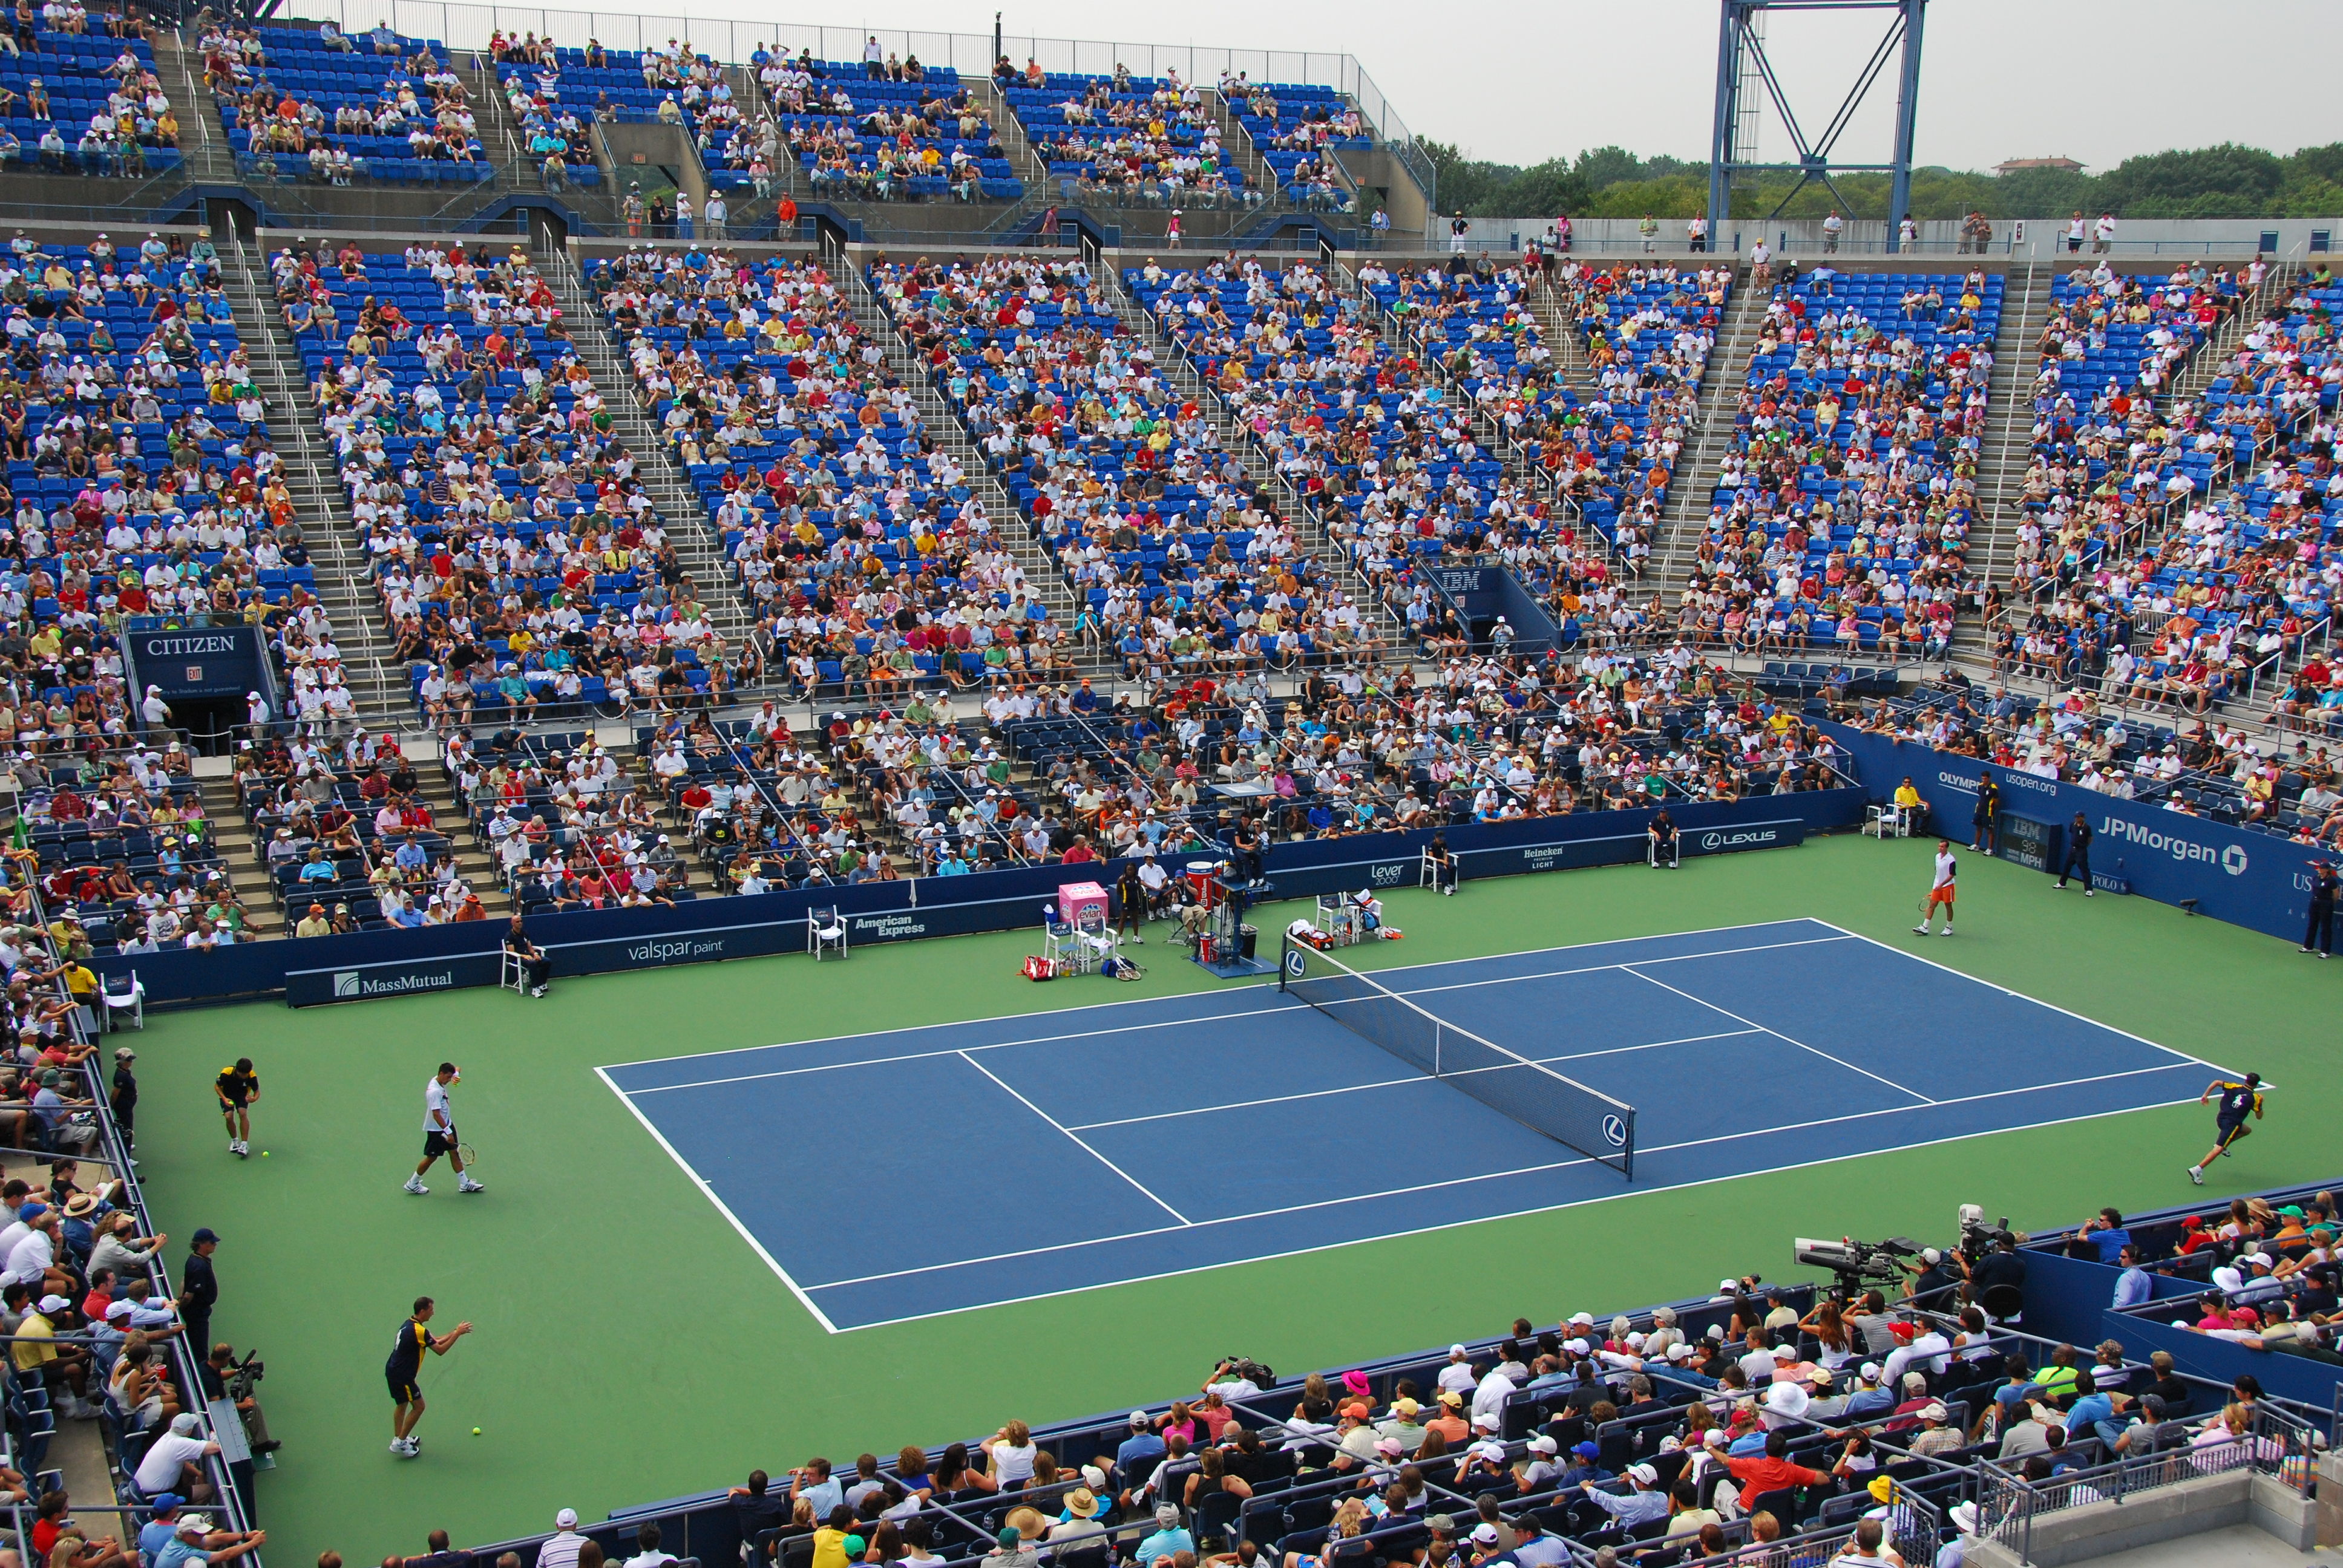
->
[[808, 907, 848, 961], [99, 970, 142, 1033], [498, 949, 529, 993]]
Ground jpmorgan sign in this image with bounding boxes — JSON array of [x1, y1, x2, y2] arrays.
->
[[1829, 722, 2318, 944], [2096, 815, 2248, 875]]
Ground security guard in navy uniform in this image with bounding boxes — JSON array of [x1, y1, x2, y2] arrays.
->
[[2054, 811, 2094, 894]]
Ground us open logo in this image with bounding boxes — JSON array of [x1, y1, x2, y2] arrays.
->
[[1601, 1114, 1628, 1148], [1283, 948, 1307, 978]]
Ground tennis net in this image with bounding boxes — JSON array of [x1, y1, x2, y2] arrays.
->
[[1279, 936, 1636, 1178]]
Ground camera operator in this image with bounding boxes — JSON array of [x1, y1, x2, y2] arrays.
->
[[198, 1343, 281, 1456], [1902, 1247, 1962, 1307], [1968, 1233, 2030, 1320]]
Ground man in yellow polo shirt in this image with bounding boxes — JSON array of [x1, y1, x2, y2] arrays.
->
[[1890, 776, 1926, 836]]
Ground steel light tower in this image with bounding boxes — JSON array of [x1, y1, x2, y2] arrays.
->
[[1706, 0, 1927, 252]]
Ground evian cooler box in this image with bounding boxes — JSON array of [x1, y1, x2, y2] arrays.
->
[[1058, 880, 1109, 929]]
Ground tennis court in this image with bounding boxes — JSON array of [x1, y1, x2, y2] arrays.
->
[[599, 917, 2231, 1332]]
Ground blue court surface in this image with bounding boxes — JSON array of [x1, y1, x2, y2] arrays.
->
[[598, 918, 2229, 1332]]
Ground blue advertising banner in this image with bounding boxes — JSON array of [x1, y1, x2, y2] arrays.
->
[[106, 788, 1866, 1009], [1424, 566, 1563, 656], [120, 626, 272, 701], [1821, 722, 2318, 944]]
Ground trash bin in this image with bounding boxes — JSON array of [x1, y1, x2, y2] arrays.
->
[[1238, 924, 1258, 959]]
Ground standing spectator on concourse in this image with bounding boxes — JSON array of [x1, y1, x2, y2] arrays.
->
[[178, 1229, 220, 1353], [2302, 860, 2338, 957]]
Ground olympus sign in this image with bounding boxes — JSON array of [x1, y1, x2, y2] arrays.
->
[[2096, 815, 2247, 875]]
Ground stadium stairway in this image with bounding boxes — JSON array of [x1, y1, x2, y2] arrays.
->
[[2171, 256, 2298, 408], [973, 75, 1050, 194], [536, 244, 769, 670], [836, 255, 1089, 633], [413, 765, 512, 918], [1649, 271, 1766, 600], [1957, 258, 2052, 651], [1527, 273, 1599, 402], [156, 27, 238, 186], [1205, 87, 1287, 211], [221, 237, 413, 724], [1104, 260, 1411, 648], [197, 774, 288, 937]]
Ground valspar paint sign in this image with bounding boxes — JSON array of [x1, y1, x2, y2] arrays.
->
[[1824, 722, 2316, 944]]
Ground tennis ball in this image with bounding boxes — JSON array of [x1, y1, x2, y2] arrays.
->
[[260, 1151, 270, 1157], [472, 1427, 482, 1436]]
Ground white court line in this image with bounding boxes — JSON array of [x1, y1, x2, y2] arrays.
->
[[1810, 919, 2250, 1080], [1619, 965, 1938, 1104], [1062, 1028, 1768, 1132], [596, 918, 1844, 1077], [592, 1066, 842, 1334], [801, 1057, 2207, 1294], [1388, 935, 1859, 1000], [617, 1007, 1275, 1096], [954, 1050, 1193, 1226], [1067, 1074, 1438, 1131], [615, 932, 1848, 1097]]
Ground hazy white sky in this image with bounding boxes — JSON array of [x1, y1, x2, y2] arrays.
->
[[617, 0, 2338, 171]]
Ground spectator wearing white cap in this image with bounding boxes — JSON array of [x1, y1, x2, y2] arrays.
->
[[1578, 1463, 1668, 1528], [1907, 1403, 1964, 1457], [1843, 1364, 1896, 1421], [154, 1512, 266, 1568], [1133, 1505, 1190, 1566], [1436, 1345, 1476, 1396], [1936, 1501, 1981, 1568], [536, 1511, 585, 1568], [1759, 1380, 1809, 1430], [1469, 1353, 1518, 1428], [1513, 1434, 1561, 1491], [135, 1411, 223, 1501]]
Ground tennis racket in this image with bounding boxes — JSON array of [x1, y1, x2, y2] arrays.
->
[[451, 1125, 478, 1168]]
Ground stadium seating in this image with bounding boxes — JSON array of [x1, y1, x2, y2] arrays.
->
[[0, 233, 331, 758], [1678, 267, 2000, 658], [869, 253, 1362, 679], [750, 51, 1020, 203], [1001, 64, 1251, 208], [0, 22, 181, 176], [198, 19, 491, 185], [274, 240, 748, 726], [445, 1178, 2339, 1568], [584, 248, 1069, 701], [1222, 74, 1363, 209]]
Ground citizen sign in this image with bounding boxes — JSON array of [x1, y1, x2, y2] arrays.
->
[[139, 633, 238, 657]]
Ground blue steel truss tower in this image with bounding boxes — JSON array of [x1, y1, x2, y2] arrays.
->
[[1706, 0, 1927, 252]]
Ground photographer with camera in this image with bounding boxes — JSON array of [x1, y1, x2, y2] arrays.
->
[[198, 1342, 281, 1457]]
